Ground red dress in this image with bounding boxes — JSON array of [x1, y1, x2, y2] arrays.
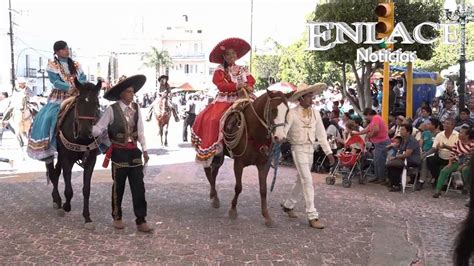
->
[[191, 64, 255, 163]]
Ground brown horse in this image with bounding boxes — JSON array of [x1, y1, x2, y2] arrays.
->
[[204, 90, 291, 227], [153, 92, 178, 146]]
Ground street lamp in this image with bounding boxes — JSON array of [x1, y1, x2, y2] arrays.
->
[[444, 0, 474, 109], [37, 68, 46, 95]]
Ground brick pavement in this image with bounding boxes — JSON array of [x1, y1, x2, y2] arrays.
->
[[0, 158, 469, 265]]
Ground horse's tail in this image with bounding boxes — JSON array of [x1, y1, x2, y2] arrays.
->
[[453, 154, 474, 266]]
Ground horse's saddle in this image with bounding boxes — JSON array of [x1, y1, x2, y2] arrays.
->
[[57, 96, 77, 130], [220, 99, 252, 143]]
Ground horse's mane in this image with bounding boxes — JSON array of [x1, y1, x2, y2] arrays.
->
[[453, 152, 474, 265]]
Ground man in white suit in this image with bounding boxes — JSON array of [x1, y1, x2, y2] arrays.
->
[[281, 83, 335, 229]]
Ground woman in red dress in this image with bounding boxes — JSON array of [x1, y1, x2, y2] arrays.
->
[[191, 38, 255, 164]]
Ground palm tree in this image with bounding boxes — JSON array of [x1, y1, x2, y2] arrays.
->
[[142, 47, 173, 89]]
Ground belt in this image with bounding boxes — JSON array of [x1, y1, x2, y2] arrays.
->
[[102, 142, 137, 168]]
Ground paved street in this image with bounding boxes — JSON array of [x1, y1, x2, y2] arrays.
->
[[0, 109, 470, 265]]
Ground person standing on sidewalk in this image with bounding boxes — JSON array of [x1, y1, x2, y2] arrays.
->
[[182, 95, 196, 142], [281, 83, 335, 229], [352, 108, 391, 184], [92, 75, 152, 233]]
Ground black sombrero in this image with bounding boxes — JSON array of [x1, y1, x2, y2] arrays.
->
[[158, 75, 169, 82], [104, 75, 146, 101]]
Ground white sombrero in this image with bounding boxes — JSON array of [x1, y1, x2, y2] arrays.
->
[[289, 83, 327, 102]]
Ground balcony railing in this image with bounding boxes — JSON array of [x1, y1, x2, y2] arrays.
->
[[170, 53, 205, 59]]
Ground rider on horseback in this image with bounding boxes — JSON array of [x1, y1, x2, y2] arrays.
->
[[191, 37, 255, 165], [27, 40, 87, 162]]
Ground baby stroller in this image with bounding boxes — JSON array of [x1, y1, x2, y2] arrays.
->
[[326, 135, 367, 188]]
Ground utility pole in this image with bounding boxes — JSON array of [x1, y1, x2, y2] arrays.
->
[[8, 0, 16, 93]]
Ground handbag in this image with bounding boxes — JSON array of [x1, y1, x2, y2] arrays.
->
[[386, 158, 405, 168]]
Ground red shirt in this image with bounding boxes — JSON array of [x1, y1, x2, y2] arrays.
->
[[368, 115, 389, 144]]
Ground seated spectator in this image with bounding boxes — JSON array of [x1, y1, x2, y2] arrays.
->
[[420, 118, 441, 153], [419, 118, 441, 185], [433, 126, 474, 198], [389, 115, 404, 138], [324, 117, 343, 153], [413, 106, 432, 129], [468, 97, 474, 121], [455, 108, 474, 131], [405, 117, 422, 141], [441, 79, 459, 104], [423, 118, 459, 187], [387, 124, 421, 192], [438, 98, 458, 123], [415, 101, 430, 119], [387, 136, 403, 162], [340, 112, 351, 130], [431, 98, 441, 118]]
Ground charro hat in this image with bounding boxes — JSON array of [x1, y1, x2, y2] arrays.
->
[[104, 74, 146, 101], [209, 37, 251, 64], [289, 83, 327, 102]]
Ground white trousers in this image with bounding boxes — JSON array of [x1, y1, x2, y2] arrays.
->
[[283, 144, 319, 220]]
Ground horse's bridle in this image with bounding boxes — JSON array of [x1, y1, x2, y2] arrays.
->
[[73, 98, 98, 139], [249, 95, 288, 138]]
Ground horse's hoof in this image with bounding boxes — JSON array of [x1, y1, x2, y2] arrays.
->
[[84, 222, 95, 231], [229, 209, 238, 220], [264, 220, 276, 228], [63, 203, 71, 212], [57, 208, 65, 217], [211, 197, 220, 209], [53, 202, 61, 209]]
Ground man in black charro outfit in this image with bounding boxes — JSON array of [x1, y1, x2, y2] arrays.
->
[[92, 75, 152, 233]]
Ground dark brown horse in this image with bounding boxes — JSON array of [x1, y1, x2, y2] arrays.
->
[[46, 79, 101, 230], [204, 90, 291, 227], [153, 92, 178, 146]]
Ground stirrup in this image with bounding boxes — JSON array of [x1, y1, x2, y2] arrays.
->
[[76, 159, 85, 168]]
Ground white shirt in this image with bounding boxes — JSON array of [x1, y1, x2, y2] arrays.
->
[[285, 104, 332, 155], [92, 101, 147, 151], [432, 130, 459, 160]]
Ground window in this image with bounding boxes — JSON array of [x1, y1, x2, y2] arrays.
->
[[28, 68, 37, 77], [197, 30, 202, 33], [194, 43, 199, 52], [89, 75, 95, 81], [209, 68, 215, 76], [185, 64, 190, 74], [185, 29, 192, 33]]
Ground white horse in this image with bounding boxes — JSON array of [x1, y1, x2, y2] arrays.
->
[[3, 93, 37, 151]]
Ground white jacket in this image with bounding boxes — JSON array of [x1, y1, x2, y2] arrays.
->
[[285, 104, 332, 155]]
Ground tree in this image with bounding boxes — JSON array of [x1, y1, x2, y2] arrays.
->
[[415, 23, 474, 72], [312, 0, 442, 114], [278, 38, 327, 85], [142, 47, 173, 89], [252, 54, 280, 90]]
